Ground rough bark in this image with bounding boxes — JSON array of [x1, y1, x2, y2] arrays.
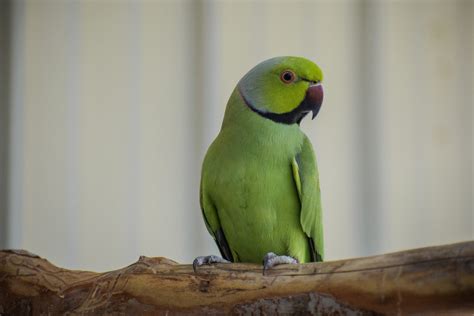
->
[[0, 241, 473, 315]]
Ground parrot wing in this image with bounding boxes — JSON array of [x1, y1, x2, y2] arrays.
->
[[291, 135, 324, 261], [200, 182, 234, 262]]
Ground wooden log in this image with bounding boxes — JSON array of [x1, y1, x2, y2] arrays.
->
[[0, 241, 473, 315]]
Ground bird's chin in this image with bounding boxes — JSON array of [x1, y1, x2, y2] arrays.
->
[[296, 111, 311, 125]]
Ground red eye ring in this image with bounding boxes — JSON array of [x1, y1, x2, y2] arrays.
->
[[280, 70, 296, 84]]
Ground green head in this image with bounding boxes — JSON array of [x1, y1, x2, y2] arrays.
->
[[238, 56, 324, 125]]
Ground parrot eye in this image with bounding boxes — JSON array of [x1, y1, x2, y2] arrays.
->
[[280, 70, 296, 84]]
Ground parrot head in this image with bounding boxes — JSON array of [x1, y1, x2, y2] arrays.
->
[[238, 56, 324, 125]]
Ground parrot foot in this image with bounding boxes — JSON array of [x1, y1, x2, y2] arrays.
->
[[193, 255, 230, 273], [262, 252, 299, 275]]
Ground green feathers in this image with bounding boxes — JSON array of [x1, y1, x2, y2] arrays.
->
[[200, 56, 324, 263]]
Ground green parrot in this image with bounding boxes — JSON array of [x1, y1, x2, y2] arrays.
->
[[194, 56, 324, 272]]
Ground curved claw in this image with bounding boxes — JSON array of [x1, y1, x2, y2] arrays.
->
[[262, 252, 299, 275], [193, 255, 230, 273]]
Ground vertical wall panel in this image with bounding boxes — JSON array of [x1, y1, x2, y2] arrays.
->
[[0, 0, 11, 248], [77, 2, 138, 270], [465, 0, 473, 239], [8, 0, 25, 253], [136, 1, 209, 263], [357, 0, 389, 256], [20, 2, 75, 265], [64, 0, 81, 269]]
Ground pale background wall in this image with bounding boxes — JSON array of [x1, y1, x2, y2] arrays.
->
[[3, 0, 473, 272], [0, 0, 10, 249]]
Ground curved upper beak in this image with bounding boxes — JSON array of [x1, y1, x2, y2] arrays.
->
[[305, 83, 324, 120]]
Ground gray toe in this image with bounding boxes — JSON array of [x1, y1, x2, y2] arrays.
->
[[193, 255, 230, 272], [263, 253, 298, 274]]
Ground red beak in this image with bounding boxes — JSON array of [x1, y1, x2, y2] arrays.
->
[[305, 83, 324, 120]]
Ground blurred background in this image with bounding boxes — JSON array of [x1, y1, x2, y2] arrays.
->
[[0, 0, 472, 272]]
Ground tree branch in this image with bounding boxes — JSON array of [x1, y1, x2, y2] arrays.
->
[[1, 242, 473, 315]]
